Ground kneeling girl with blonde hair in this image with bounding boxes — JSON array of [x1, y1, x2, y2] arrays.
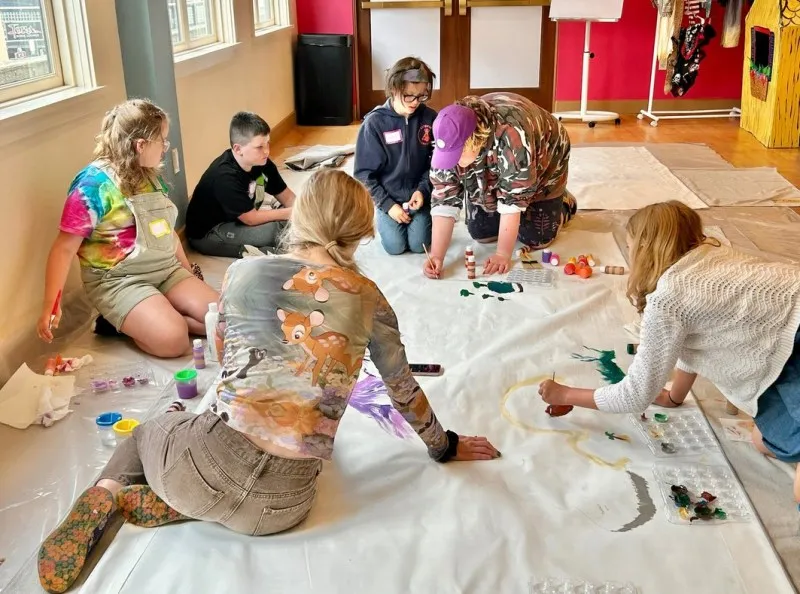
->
[[539, 200, 800, 504]]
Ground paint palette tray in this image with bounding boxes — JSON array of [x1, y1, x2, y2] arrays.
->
[[629, 407, 720, 457], [653, 462, 754, 524], [507, 268, 554, 286], [82, 362, 159, 394], [529, 578, 639, 593]]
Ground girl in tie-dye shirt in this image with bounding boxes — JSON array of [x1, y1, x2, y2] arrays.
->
[[60, 162, 163, 269], [37, 99, 218, 358]]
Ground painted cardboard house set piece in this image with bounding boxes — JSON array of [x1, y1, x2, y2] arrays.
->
[[740, 0, 800, 148]]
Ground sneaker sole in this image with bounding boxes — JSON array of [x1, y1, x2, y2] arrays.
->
[[117, 485, 188, 528], [37, 486, 114, 593]]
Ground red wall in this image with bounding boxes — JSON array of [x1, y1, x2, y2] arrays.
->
[[296, 0, 746, 102], [554, 1, 745, 101], [296, 0, 353, 35]]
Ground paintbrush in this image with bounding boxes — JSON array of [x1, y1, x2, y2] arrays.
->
[[49, 290, 62, 331], [422, 244, 439, 279]]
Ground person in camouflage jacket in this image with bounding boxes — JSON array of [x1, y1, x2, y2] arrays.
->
[[423, 92, 576, 279]]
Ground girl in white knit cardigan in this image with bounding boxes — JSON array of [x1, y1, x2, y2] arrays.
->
[[539, 201, 800, 503]]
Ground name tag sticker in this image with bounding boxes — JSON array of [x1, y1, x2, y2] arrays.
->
[[383, 129, 403, 145], [149, 218, 171, 238]]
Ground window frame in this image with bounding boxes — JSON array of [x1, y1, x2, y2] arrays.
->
[[170, 0, 223, 55], [0, 0, 66, 104], [253, 0, 278, 31]]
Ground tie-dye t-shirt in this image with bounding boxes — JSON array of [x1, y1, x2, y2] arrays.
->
[[213, 256, 449, 461], [59, 162, 165, 269]]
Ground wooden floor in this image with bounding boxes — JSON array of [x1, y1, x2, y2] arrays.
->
[[274, 116, 800, 189]]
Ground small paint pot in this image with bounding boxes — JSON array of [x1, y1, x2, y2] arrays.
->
[[113, 418, 139, 439], [654, 413, 669, 423], [541, 249, 552, 264], [91, 378, 110, 393], [175, 369, 199, 399], [96, 412, 122, 447]]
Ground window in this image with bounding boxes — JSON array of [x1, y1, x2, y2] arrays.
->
[[168, 0, 222, 53], [0, 0, 64, 104], [254, 0, 278, 30]]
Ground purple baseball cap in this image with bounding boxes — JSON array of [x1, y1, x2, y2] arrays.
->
[[431, 104, 477, 170]]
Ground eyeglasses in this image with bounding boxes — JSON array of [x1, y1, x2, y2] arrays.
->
[[403, 94, 429, 104], [161, 139, 171, 152]]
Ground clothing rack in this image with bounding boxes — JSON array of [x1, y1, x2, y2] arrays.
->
[[637, 6, 741, 126]]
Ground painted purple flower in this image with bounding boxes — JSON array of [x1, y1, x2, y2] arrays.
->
[[348, 372, 413, 440]]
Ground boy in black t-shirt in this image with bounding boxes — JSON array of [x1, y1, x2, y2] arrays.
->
[[186, 112, 296, 257]]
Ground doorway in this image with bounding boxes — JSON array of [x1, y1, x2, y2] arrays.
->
[[355, 0, 556, 118]]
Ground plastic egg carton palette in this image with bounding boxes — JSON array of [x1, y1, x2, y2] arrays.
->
[[506, 268, 554, 286], [653, 462, 754, 525], [80, 361, 160, 394], [529, 579, 639, 593], [629, 407, 720, 457]]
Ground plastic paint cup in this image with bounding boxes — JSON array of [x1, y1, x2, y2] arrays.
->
[[113, 418, 140, 439], [96, 412, 122, 447], [175, 369, 199, 399]]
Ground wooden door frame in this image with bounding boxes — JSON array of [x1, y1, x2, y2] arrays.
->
[[354, 1, 461, 119], [458, 5, 557, 111], [353, 1, 557, 119]]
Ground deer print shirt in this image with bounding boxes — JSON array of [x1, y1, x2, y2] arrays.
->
[[214, 256, 450, 461]]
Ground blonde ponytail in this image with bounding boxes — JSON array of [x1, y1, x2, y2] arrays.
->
[[281, 170, 375, 270]]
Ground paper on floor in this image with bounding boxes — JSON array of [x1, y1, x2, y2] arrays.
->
[[0, 364, 76, 429], [673, 167, 800, 207], [568, 146, 708, 211]]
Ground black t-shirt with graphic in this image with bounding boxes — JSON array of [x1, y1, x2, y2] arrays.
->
[[186, 149, 288, 239]]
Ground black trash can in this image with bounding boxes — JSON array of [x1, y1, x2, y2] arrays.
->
[[295, 34, 353, 126]]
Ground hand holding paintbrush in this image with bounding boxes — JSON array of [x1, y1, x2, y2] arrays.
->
[[422, 244, 441, 280], [37, 290, 62, 343]]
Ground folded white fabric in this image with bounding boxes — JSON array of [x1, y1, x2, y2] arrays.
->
[[0, 363, 76, 429], [283, 144, 355, 171]]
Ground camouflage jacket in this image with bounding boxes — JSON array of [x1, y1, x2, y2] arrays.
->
[[430, 93, 570, 218]]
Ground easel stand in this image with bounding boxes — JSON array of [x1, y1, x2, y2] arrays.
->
[[637, 10, 741, 126], [553, 21, 621, 128]]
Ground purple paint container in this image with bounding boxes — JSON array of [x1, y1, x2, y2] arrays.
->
[[175, 369, 198, 399]]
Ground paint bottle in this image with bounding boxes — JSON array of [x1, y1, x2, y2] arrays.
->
[[465, 246, 474, 269], [467, 255, 476, 279], [550, 254, 560, 266], [587, 253, 596, 266], [205, 303, 220, 363], [601, 266, 626, 275], [193, 339, 206, 369], [541, 249, 552, 264]]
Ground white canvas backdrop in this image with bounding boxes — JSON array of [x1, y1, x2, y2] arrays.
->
[[5, 222, 794, 593], [568, 147, 708, 210]]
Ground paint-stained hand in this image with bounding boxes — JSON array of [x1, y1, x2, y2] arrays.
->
[[408, 191, 424, 211], [453, 435, 501, 461], [483, 253, 511, 275], [423, 256, 443, 280], [389, 204, 411, 224], [37, 305, 61, 343], [538, 379, 570, 406]]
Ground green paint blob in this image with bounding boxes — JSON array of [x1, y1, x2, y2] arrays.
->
[[473, 281, 522, 294], [460, 289, 474, 297], [571, 347, 626, 385]]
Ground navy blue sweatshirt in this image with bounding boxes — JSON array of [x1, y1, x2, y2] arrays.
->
[[354, 101, 437, 213]]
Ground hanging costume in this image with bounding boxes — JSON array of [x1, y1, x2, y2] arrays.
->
[[669, 22, 717, 96]]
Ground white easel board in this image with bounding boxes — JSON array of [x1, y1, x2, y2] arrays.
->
[[550, 0, 623, 21]]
